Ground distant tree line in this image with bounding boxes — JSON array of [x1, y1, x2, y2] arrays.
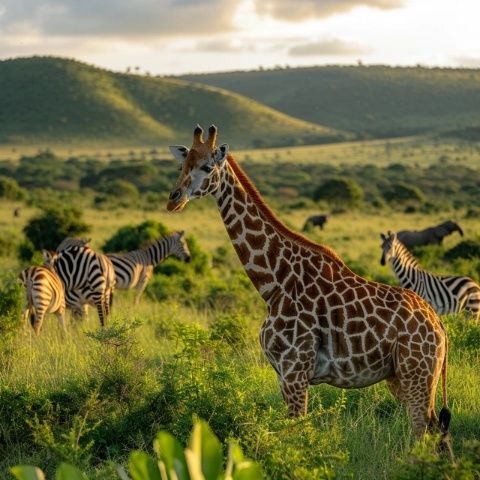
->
[[0, 150, 478, 212]]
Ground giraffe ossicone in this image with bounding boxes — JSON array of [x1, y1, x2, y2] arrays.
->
[[167, 124, 452, 453]]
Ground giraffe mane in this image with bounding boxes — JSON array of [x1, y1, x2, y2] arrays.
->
[[227, 154, 346, 265]]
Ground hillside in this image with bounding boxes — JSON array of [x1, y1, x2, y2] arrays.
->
[[0, 57, 348, 149], [181, 66, 480, 138]]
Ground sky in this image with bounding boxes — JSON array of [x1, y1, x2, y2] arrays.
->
[[0, 0, 478, 75]]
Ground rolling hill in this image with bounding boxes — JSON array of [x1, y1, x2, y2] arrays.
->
[[181, 66, 480, 138], [0, 57, 348, 149]]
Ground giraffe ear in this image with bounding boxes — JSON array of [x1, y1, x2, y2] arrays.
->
[[214, 143, 229, 166], [169, 146, 189, 162]]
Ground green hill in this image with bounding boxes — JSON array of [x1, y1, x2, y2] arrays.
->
[[0, 57, 348, 148], [181, 66, 480, 138]]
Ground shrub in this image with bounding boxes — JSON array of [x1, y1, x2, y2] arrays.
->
[[23, 207, 90, 252], [382, 182, 425, 205], [102, 220, 169, 253], [313, 178, 364, 208], [209, 313, 251, 346], [98, 178, 139, 199], [0, 277, 24, 347], [0, 176, 25, 200], [444, 240, 480, 261]]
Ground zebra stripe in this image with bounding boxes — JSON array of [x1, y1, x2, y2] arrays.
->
[[381, 233, 480, 319], [18, 266, 66, 335], [43, 245, 115, 326], [107, 231, 190, 302]]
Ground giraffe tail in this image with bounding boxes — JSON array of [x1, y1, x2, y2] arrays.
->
[[437, 326, 453, 458], [438, 332, 451, 435]]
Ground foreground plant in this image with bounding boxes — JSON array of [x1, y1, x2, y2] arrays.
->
[[11, 419, 263, 480]]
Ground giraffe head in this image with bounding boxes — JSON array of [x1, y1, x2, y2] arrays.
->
[[172, 231, 192, 263], [167, 124, 229, 212], [379, 231, 398, 265]]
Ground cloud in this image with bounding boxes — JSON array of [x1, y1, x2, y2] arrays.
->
[[0, 0, 242, 39], [193, 39, 255, 53], [452, 56, 480, 68], [254, 0, 404, 21], [288, 38, 371, 56]]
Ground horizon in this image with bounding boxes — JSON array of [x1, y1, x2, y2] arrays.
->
[[0, 0, 479, 75]]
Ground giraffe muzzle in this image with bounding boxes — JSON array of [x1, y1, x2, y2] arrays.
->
[[166, 189, 188, 212]]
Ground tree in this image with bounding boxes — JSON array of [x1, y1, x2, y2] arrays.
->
[[23, 207, 90, 252], [313, 177, 364, 208]]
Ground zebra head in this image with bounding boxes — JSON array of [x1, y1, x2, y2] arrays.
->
[[42, 250, 59, 270], [167, 124, 229, 212], [171, 231, 191, 263], [380, 231, 398, 266]]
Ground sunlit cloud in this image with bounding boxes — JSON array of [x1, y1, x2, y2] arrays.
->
[[193, 39, 256, 53], [288, 38, 372, 56], [253, 0, 404, 21], [0, 0, 243, 38]]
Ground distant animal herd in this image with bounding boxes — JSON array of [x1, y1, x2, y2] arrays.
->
[[17, 125, 480, 457]]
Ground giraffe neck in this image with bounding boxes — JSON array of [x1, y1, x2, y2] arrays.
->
[[213, 155, 346, 303]]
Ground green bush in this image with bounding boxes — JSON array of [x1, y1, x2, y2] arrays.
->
[[313, 178, 364, 208], [0, 176, 25, 200], [23, 207, 90, 253], [11, 419, 264, 480], [0, 278, 24, 346], [382, 182, 425, 205], [444, 240, 480, 261]]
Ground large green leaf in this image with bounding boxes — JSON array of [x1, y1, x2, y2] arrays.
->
[[154, 431, 190, 480], [10, 466, 45, 480], [232, 462, 264, 480], [129, 450, 162, 480], [188, 420, 223, 480], [55, 463, 89, 480]]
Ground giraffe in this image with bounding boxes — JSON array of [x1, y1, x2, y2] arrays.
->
[[166, 125, 452, 451]]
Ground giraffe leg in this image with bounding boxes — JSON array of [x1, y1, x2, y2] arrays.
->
[[280, 371, 310, 417]]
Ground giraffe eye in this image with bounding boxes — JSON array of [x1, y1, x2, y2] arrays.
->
[[201, 164, 213, 173]]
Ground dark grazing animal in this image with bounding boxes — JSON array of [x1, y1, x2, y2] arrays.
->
[[303, 214, 328, 231], [397, 220, 463, 249], [381, 232, 480, 320]]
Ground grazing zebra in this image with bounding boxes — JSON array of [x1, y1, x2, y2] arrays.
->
[[380, 231, 480, 319], [43, 243, 115, 326], [18, 266, 66, 335], [107, 231, 191, 303]]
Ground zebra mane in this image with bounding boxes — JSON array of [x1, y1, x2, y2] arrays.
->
[[394, 237, 420, 268], [56, 237, 91, 252]]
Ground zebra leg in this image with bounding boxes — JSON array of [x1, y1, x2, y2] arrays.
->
[[21, 305, 30, 330], [134, 270, 151, 304], [55, 308, 67, 334], [31, 308, 45, 336]]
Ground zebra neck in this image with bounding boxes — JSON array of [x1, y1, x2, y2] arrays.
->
[[391, 252, 422, 288], [136, 236, 173, 266]]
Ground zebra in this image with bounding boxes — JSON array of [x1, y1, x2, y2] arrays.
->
[[106, 231, 191, 303], [18, 265, 66, 335], [43, 243, 115, 326], [380, 231, 480, 319]]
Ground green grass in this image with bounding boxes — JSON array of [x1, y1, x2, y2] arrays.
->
[[0, 137, 479, 478], [0, 57, 347, 149], [181, 65, 480, 138]]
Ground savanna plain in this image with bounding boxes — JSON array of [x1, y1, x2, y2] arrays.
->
[[0, 136, 479, 479]]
